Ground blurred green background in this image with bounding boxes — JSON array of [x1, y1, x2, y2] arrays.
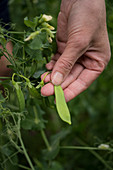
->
[[7, 0, 113, 169]]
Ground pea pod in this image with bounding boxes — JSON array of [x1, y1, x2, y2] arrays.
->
[[36, 72, 49, 89], [13, 82, 25, 112], [29, 86, 41, 99], [15, 74, 41, 99], [54, 85, 71, 125], [12, 74, 25, 112]]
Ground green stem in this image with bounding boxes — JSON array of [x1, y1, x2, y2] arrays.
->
[[18, 164, 31, 170], [1, 51, 14, 65], [5, 34, 24, 44], [18, 131, 35, 170], [76, 137, 113, 170], [41, 130, 51, 151], [17, 117, 35, 170], [2, 151, 19, 165], [3, 48, 14, 64], [60, 145, 113, 151], [8, 31, 25, 34], [23, 46, 26, 76], [90, 150, 113, 170], [3, 48, 17, 70], [33, 106, 40, 124], [0, 77, 11, 79]]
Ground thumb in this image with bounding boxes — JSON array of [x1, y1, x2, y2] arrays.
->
[[51, 38, 88, 85]]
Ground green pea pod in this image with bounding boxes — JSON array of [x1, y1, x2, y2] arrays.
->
[[29, 86, 41, 99], [12, 74, 25, 112], [14, 83, 25, 112], [54, 85, 71, 125], [36, 72, 50, 89]]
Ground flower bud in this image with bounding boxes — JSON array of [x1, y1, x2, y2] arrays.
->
[[98, 144, 110, 149], [42, 14, 52, 21], [39, 14, 52, 23], [24, 31, 40, 41]]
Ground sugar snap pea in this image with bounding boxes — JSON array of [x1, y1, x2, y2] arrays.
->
[[14, 83, 25, 112], [54, 85, 71, 125], [29, 86, 41, 99], [12, 74, 25, 112], [36, 72, 49, 89]]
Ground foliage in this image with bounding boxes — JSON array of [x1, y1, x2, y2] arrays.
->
[[0, 0, 113, 170]]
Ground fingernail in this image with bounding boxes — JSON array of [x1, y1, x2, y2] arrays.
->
[[52, 72, 63, 85]]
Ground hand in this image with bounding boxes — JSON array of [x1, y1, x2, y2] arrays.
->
[[0, 41, 13, 77], [41, 0, 111, 102]]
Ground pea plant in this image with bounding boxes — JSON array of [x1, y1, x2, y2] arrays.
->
[[0, 14, 113, 170], [0, 14, 72, 169]]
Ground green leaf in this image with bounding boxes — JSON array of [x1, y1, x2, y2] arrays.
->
[[0, 34, 6, 47], [48, 161, 64, 170], [51, 129, 71, 142], [54, 85, 71, 125], [21, 103, 45, 130], [24, 17, 37, 31], [12, 43, 22, 58], [25, 45, 42, 60], [42, 140, 60, 160], [33, 69, 46, 79], [28, 35, 43, 50]]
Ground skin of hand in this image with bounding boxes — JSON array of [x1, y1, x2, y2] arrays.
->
[[41, 0, 111, 102], [0, 41, 13, 77]]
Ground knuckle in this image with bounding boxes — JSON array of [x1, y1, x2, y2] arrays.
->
[[100, 49, 111, 71], [76, 37, 89, 48], [77, 78, 89, 89], [106, 50, 111, 64], [68, 35, 89, 51], [59, 58, 73, 71], [98, 61, 106, 72]]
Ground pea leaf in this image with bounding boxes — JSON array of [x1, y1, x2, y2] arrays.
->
[[24, 17, 38, 31], [33, 69, 46, 79], [28, 35, 43, 50], [54, 85, 71, 125], [48, 161, 64, 170], [42, 140, 60, 160]]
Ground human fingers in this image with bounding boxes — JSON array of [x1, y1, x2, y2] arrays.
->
[[46, 53, 60, 70], [41, 72, 51, 83], [63, 68, 101, 102], [51, 35, 89, 86], [41, 63, 84, 96]]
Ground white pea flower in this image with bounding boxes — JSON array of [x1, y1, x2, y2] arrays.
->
[[42, 14, 52, 21], [42, 22, 55, 30], [98, 144, 110, 149], [24, 31, 40, 41], [48, 37, 53, 43]]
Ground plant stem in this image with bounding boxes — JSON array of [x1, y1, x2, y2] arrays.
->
[[17, 117, 35, 170], [1, 51, 14, 65], [89, 150, 113, 170], [0, 77, 11, 79], [76, 137, 113, 170], [2, 151, 19, 165], [5, 34, 24, 44], [33, 106, 40, 124], [60, 145, 113, 151], [18, 130, 35, 170], [3, 48, 17, 69], [23, 46, 26, 76], [18, 164, 32, 170], [8, 31, 25, 34], [41, 130, 51, 151]]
